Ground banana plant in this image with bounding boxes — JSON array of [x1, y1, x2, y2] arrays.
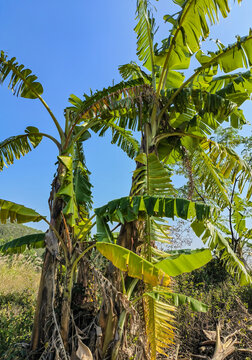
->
[[0, 51, 140, 358], [1, 160, 250, 359], [0, 194, 213, 360], [179, 126, 252, 273], [68, 0, 252, 256], [65, 0, 252, 358], [1, 1, 252, 359], [94, 187, 214, 358]]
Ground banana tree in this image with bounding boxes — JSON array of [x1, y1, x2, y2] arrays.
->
[[65, 0, 252, 358], [2, 0, 252, 358], [0, 52, 140, 358], [0, 195, 213, 360], [183, 127, 252, 271]]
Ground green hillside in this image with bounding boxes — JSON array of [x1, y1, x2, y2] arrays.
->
[[0, 222, 42, 244]]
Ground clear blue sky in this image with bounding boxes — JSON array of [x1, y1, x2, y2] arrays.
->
[[0, 0, 252, 231]]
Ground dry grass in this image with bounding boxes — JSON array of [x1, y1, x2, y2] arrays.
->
[[0, 255, 41, 295], [0, 254, 42, 358]]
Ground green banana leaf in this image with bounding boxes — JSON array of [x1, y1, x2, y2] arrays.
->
[[95, 195, 211, 223], [96, 242, 171, 287], [0, 199, 44, 224], [191, 220, 252, 286], [57, 155, 79, 227], [0, 127, 43, 171], [169, 293, 208, 312], [95, 196, 212, 243], [145, 290, 208, 312], [0, 51, 44, 99], [0, 233, 45, 254], [155, 249, 212, 276]]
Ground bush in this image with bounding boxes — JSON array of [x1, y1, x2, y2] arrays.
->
[[0, 291, 36, 358], [174, 259, 252, 359]]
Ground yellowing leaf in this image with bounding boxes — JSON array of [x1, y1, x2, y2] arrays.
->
[[96, 243, 171, 287], [0, 199, 44, 224]]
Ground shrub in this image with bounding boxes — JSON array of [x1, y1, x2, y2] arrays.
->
[[0, 291, 36, 358], [174, 259, 252, 359]]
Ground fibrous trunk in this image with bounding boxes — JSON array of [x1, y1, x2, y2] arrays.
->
[[97, 143, 149, 359], [30, 167, 66, 357], [31, 248, 56, 353]]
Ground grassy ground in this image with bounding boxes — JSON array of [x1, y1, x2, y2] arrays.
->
[[0, 253, 41, 359], [0, 251, 251, 359], [174, 259, 252, 359]]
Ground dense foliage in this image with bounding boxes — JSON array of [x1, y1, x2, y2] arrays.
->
[[0, 0, 252, 359]]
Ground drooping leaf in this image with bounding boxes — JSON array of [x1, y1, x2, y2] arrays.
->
[[191, 220, 252, 286], [155, 0, 241, 76], [74, 164, 93, 208], [150, 217, 172, 245], [169, 293, 208, 312], [186, 137, 252, 209], [207, 69, 252, 108], [132, 153, 176, 196], [0, 199, 44, 224], [0, 128, 43, 171], [119, 62, 151, 83], [69, 79, 145, 118], [25, 126, 43, 147], [146, 289, 208, 312], [163, 87, 236, 128], [57, 155, 79, 227], [96, 242, 171, 287], [0, 233, 45, 254], [135, 0, 156, 72], [95, 120, 140, 159], [196, 31, 252, 74], [191, 147, 230, 208], [144, 290, 175, 359], [68, 79, 147, 158], [199, 138, 252, 201], [95, 195, 211, 225], [96, 215, 113, 243], [0, 50, 43, 99]]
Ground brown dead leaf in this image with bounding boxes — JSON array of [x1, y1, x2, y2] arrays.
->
[[74, 340, 93, 360]]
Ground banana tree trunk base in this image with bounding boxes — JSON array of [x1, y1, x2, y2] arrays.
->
[[30, 249, 56, 356]]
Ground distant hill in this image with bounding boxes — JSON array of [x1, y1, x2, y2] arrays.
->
[[0, 222, 42, 244]]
